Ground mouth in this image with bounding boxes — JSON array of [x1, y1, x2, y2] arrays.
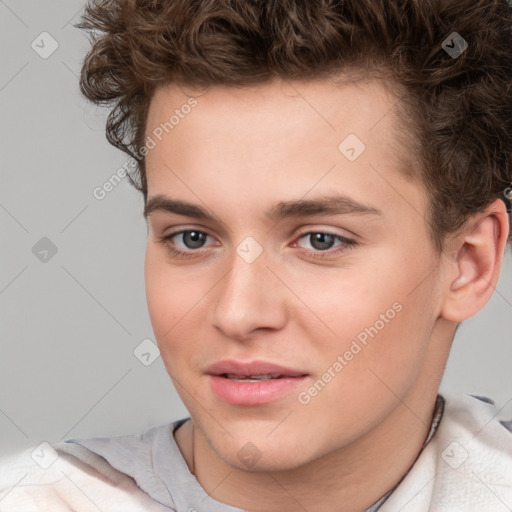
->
[[220, 373, 301, 382], [205, 360, 309, 405]]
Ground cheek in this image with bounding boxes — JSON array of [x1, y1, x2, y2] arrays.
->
[[144, 249, 192, 352], [292, 249, 437, 389], [291, 297, 435, 450], [283, 255, 400, 350], [144, 247, 216, 370]]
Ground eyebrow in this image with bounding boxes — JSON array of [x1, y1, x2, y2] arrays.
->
[[144, 193, 383, 222]]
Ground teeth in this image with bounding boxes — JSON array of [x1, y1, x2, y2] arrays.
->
[[224, 373, 281, 381]]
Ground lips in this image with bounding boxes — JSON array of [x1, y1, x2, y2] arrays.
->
[[205, 359, 309, 405], [205, 360, 308, 379]]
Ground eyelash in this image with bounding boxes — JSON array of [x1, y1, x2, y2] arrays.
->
[[157, 229, 358, 260]]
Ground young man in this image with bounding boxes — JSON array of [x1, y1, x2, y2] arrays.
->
[[1, 0, 511, 510]]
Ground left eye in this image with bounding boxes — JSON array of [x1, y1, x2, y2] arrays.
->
[[296, 232, 345, 251], [170, 230, 209, 250]]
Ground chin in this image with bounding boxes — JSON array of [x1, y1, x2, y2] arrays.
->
[[207, 427, 317, 473]]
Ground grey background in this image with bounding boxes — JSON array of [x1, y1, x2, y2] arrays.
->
[[0, 0, 511, 458]]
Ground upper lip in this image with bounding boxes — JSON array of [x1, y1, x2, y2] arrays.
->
[[205, 359, 308, 378]]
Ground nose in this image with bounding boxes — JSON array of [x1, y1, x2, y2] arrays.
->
[[211, 248, 288, 341]]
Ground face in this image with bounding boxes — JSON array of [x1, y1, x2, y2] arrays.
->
[[144, 77, 445, 472]]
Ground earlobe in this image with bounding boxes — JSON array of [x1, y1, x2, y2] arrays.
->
[[441, 199, 510, 322]]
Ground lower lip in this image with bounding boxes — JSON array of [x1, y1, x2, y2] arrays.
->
[[208, 375, 308, 405]]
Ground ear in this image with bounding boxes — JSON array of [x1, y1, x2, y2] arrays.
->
[[440, 198, 510, 322]]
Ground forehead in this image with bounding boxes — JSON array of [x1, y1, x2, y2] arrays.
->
[[145, 77, 411, 172], [146, 76, 403, 147], [143, 77, 424, 229]]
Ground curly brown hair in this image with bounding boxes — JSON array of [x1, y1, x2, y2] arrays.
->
[[76, 0, 512, 253]]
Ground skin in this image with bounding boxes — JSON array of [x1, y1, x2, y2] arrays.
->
[[143, 77, 510, 512]]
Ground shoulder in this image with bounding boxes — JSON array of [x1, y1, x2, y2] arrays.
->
[[437, 393, 512, 458], [381, 393, 512, 512], [0, 439, 171, 511], [431, 393, 512, 510]]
